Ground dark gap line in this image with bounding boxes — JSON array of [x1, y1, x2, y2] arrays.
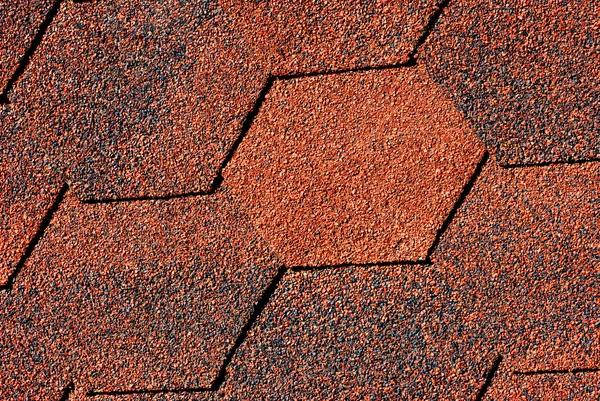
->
[[573, 368, 600, 374], [87, 387, 211, 396], [425, 151, 488, 260], [291, 259, 431, 272], [501, 158, 600, 169], [82, 189, 210, 204], [409, 0, 451, 58], [209, 77, 275, 193], [0, 183, 68, 291], [210, 265, 287, 390], [274, 57, 416, 81], [58, 382, 74, 401], [514, 367, 600, 376], [475, 354, 503, 401], [0, 0, 64, 104]]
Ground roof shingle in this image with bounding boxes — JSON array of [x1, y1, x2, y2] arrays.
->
[[224, 66, 485, 267], [425, 0, 600, 165], [0, 192, 280, 397]]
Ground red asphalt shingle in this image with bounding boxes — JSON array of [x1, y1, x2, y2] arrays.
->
[[484, 371, 600, 400], [432, 161, 600, 377], [424, 0, 600, 165], [1, 1, 600, 399], [224, 66, 485, 267], [261, 0, 439, 75], [0, 290, 71, 401], [7, 0, 270, 201], [0, 0, 54, 92], [0, 106, 62, 287], [218, 266, 495, 400], [0, 0, 448, 274], [0, 193, 280, 397], [218, 159, 600, 400]]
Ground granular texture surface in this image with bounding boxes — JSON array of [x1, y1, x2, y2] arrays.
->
[[220, 266, 495, 400], [433, 161, 600, 376], [224, 66, 485, 267], [0, 0, 54, 92], [264, 0, 438, 75], [0, 192, 280, 396], [8, 0, 269, 200], [1, 0, 600, 399], [425, 0, 600, 165], [484, 371, 600, 401], [0, 106, 62, 286]]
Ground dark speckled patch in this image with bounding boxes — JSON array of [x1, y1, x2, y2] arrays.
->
[[261, 0, 438, 75], [0, 106, 62, 286], [433, 161, 600, 378], [8, 0, 270, 201], [485, 369, 600, 400], [218, 266, 495, 400], [0, 0, 55, 91], [0, 192, 280, 397], [424, 0, 600, 165]]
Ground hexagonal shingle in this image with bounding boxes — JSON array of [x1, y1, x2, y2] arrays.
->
[[5, 0, 446, 203], [8, 0, 271, 201], [263, 0, 440, 75], [218, 266, 495, 400], [433, 161, 600, 375], [0, 192, 281, 397], [0, 106, 63, 287], [424, 0, 600, 165], [223, 66, 485, 267]]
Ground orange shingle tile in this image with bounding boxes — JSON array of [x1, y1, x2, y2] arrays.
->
[[224, 66, 485, 266]]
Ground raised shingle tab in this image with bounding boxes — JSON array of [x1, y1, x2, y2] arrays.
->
[[0, 106, 62, 287], [224, 66, 485, 266], [485, 370, 600, 400], [0, 193, 280, 396], [434, 161, 600, 380], [424, 0, 600, 165], [0, 0, 54, 93], [219, 266, 495, 400]]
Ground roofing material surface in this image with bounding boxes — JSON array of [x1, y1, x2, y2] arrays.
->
[[220, 265, 495, 400], [0, 0, 54, 95], [1, 192, 280, 398], [1, 0, 599, 399], [0, 106, 64, 286], [484, 370, 600, 400], [224, 66, 484, 266], [425, 0, 600, 165]]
